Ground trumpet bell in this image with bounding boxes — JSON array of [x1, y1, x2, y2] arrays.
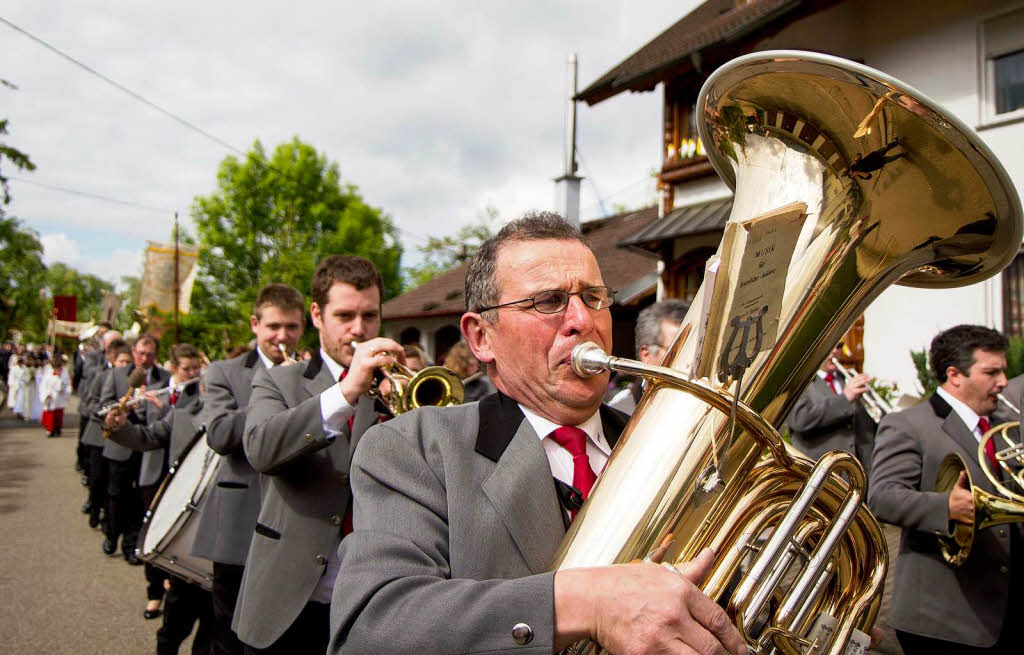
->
[[401, 366, 465, 413]]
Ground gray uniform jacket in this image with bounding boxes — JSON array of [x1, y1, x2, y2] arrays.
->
[[79, 364, 111, 448], [139, 383, 201, 487], [100, 365, 169, 462], [329, 391, 628, 655], [1004, 374, 1024, 417], [786, 377, 876, 477], [868, 393, 1017, 647], [234, 350, 378, 649], [192, 349, 263, 565], [105, 399, 206, 467]]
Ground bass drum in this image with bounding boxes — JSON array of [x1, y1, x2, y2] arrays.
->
[[137, 428, 221, 590]]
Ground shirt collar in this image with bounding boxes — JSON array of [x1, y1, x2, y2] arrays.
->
[[256, 346, 275, 369], [936, 386, 985, 435], [319, 347, 345, 382], [517, 403, 611, 456]]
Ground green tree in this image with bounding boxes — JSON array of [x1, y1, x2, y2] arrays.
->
[[1, 80, 36, 205], [0, 215, 46, 339], [404, 206, 499, 287], [43, 262, 114, 323], [191, 138, 402, 344]]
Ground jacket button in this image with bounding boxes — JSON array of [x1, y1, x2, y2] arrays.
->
[[1001, 565, 1009, 574], [315, 554, 328, 566], [304, 434, 314, 444], [330, 513, 343, 526], [511, 622, 533, 645]]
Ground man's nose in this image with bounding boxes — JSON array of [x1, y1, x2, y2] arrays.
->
[[561, 294, 595, 335]]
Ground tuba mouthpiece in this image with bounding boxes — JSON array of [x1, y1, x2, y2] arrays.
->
[[571, 342, 609, 377]]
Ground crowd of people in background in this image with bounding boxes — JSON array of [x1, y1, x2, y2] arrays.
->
[[2, 341, 72, 436]]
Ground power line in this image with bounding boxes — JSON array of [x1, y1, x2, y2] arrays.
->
[[0, 16, 246, 156], [9, 176, 175, 214]]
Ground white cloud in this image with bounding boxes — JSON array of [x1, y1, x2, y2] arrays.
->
[[40, 232, 142, 287]]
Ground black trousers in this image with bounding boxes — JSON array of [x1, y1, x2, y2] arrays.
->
[[157, 577, 214, 655], [141, 482, 168, 600], [243, 601, 329, 655], [104, 453, 143, 551], [86, 445, 107, 524], [211, 562, 245, 655]]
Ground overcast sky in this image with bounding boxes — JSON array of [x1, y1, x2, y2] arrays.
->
[[2, 2, 699, 287]]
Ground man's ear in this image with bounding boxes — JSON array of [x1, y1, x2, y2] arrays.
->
[[250, 315, 259, 334], [309, 302, 323, 332], [461, 312, 495, 364]]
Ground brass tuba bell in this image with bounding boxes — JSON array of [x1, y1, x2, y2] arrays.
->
[[554, 50, 1023, 655]]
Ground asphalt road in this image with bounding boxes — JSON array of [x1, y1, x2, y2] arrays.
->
[[0, 398, 194, 654]]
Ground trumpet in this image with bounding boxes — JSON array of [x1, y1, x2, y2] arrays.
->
[[96, 374, 203, 418], [278, 343, 299, 366], [830, 357, 892, 423], [349, 341, 464, 416]]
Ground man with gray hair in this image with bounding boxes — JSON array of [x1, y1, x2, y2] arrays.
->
[[608, 299, 688, 414], [330, 211, 745, 655]]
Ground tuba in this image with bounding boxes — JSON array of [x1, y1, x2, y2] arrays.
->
[[555, 51, 1023, 655]]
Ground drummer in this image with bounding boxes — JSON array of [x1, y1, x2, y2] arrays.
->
[[105, 344, 213, 653]]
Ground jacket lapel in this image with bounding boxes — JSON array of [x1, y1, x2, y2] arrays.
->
[[476, 393, 566, 574], [300, 350, 334, 398]]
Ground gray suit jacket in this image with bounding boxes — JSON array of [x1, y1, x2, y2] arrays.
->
[[106, 399, 206, 467], [786, 377, 876, 477], [78, 364, 111, 448], [138, 382, 201, 487], [329, 391, 628, 655], [868, 393, 1016, 647], [1004, 374, 1024, 418], [235, 350, 378, 648], [100, 365, 170, 462], [192, 349, 263, 565]]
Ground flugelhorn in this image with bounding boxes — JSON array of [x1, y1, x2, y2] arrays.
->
[[829, 357, 892, 423], [278, 343, 299, 366], [349, 341, 464, 415], [552, 50, 1022, 655], [933, 449, 1024, 566]]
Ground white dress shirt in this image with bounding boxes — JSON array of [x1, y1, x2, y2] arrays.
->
[[518, 404, 612, 490], [255, 346, 275, 370], [936, 386, 989, 442]]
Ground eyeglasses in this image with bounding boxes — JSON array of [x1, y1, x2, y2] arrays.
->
[[477, 286, 616, 315]]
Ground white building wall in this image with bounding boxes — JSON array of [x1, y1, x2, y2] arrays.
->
[[755, 0, 1024, 392]]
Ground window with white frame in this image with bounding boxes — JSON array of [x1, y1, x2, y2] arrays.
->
[[982, 7, 1024, 121]]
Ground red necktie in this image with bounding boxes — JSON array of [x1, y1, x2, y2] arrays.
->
[[550, 426, 598, 519], [823, 372, 838, 394], [980, 416, 998, 472], [169, 389, 179, 407]]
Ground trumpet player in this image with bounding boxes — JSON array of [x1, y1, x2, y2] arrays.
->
[[785, 342, 878, 475], [191, 283, 305, 655], [330, 213, 745, 655], [869, 325, 1021, 654], [236, 256, 402, 654]]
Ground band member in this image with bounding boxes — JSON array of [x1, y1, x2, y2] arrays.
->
[[329, 213, 745, 655], [191, 283, 306, 655], [785, 343, 877, 475], [607, 299, 688, 415], [869, 325, 1020, 654], [236, 256, 402, 653], [104, 373, 213, 655], [137, 343, 203, 620], [98, 334, 169, 563], [80, 336, 129, 528]]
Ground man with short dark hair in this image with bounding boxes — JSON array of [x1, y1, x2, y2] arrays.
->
[[98, 333, 169, 562], [236, 257, 403, 653], [79, 334, 126, 528], [192, 283, 306, 655], [869, 324, 1021, 654], [607, 299, 688, 414], [330, 212, 745, 655]]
